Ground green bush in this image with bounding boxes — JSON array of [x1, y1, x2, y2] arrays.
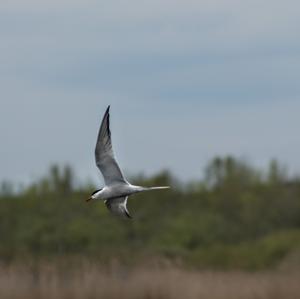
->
[[0, 157, 300, 270]]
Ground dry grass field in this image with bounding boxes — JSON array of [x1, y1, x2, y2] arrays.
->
[[0, 260, 299, 299]]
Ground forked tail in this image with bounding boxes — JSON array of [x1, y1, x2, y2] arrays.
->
[[134, 185, 170, 193], [145, 186, 170, 191]]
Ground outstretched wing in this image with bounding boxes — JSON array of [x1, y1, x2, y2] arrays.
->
[[95, 106, 127, 185], [105, 196, 132, 219]]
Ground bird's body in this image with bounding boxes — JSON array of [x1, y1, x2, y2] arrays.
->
[[91, 184, 142, 200], [87, 106, 169, 218]]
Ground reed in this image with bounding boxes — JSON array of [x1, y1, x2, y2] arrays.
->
[[0, 260, 299, 299]]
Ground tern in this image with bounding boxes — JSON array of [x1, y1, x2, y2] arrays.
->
[[86, 106, 170, 218]]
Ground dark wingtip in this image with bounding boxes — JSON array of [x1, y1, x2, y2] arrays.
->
[[125, 211, 132, 219], [103, 105, 110, 117]]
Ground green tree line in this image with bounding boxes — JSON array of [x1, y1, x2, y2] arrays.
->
[[1, 157, 300, 270]]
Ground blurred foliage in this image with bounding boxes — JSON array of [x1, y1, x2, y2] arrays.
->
[[0, 157, 300, 270]]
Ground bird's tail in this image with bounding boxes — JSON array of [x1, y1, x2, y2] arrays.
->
[[145, 186, 170, 191]]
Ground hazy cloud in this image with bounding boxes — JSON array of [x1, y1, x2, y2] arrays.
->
[[0, 0, 300, 184]]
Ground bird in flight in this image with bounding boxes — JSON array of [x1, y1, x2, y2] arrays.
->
[[86, 106, 170, 218]]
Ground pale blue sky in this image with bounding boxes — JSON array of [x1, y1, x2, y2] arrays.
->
[[1, 0, 300, 184]]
